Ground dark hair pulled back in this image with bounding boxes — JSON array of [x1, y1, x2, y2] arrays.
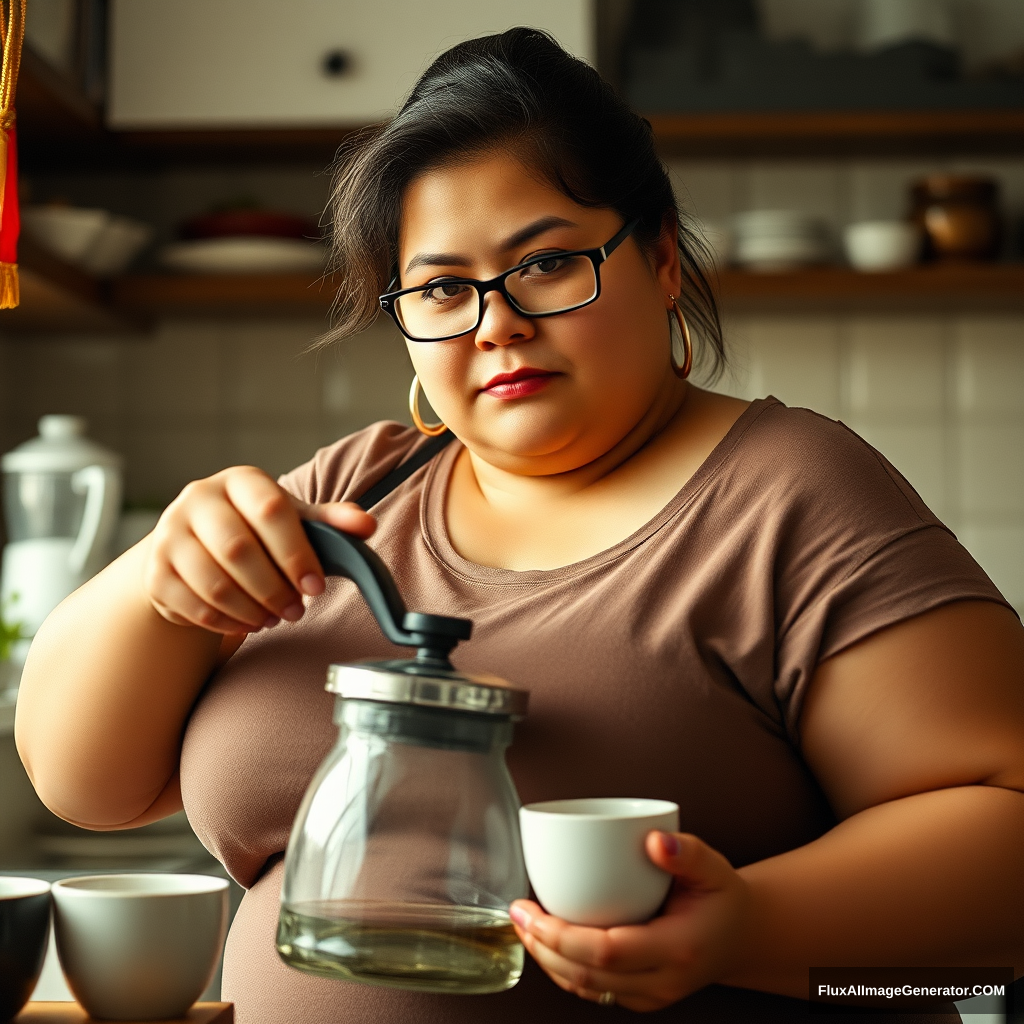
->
[[322, 27, 724, 377]]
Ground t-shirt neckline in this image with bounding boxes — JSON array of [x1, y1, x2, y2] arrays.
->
[[420, 396, 778, 586]]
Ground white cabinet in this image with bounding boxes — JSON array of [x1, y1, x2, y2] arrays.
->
[[108, 0, 595, 129]]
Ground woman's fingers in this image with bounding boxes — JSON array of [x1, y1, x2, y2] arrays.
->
[[167, 531, 276, 629], [645, 830, 736, 891], [145, 465, 380, 635], [221, 469, 326, 600], [187, 493, 306, 621], [516, 922, 673, 1009], [510, 901, 665, 974], [147, 555, 262, 635], [301, 498, 377, 540]]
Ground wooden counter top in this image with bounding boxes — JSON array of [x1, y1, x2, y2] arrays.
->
[[16, 1003, 232, 1024]]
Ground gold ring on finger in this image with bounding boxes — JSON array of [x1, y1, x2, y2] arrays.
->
[[598, 991, 616, 1006]]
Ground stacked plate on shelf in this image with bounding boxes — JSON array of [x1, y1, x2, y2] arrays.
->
[[158, 209, 327, 274], [731, 210, 832, 272]]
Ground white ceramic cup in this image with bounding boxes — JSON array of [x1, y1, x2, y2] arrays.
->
[[843, 220, 922, 272], [52, 873, 229, 1021], [519, 798, 679, 927]]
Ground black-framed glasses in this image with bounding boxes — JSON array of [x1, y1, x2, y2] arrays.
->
[[379, 217, 640, 342]]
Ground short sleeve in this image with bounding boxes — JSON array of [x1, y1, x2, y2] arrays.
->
[[776, 523, 1012, 741], [726, 404, 1015, 743]]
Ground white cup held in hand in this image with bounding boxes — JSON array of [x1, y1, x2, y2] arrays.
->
[[519, 798, 679, 927], [52, 873, 229, 1021]]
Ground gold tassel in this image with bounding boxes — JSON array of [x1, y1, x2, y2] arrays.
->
[[0, 1, 25, 309], [0, 260, 17, 307]]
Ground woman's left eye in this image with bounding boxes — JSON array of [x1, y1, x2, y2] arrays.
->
[[524, 255, 566, 275]]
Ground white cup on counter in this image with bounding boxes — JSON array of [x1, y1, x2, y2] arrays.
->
[[843, 220, 922, 272], [519, 797, 679, 927], [52, 873, 229, 1021]]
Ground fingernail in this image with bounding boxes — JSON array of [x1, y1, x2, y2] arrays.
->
[[280, 603, 304, 622], [262, 614, 280, 629], [509, 905, 530, 929], [659, 831, 681, 856], [299, 574, 324, 597]]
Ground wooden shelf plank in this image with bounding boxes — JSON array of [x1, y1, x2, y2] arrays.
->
[[109, 264, 1024, 320], [5, 262, 1022, 329], [647, 109, 1024, 158], [716, 263, 1024, 311], [0, 238, 137, 333]]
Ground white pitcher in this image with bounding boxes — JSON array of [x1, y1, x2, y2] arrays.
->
[[1, 416, 122, 665]]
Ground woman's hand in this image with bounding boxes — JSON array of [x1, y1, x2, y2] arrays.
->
[[510, 831, 750, 1012], [144, 465, 376, 635]]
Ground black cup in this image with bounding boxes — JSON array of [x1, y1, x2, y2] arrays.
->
[[0, 877, 51, 1022]]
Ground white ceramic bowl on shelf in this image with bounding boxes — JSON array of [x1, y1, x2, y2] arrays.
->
[[22, 206, 110, 263], [843, 220, 922, 272], [22, 206, 153, 275]]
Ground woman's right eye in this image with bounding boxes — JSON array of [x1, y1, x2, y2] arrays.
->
[[421, 280, 468, 302]]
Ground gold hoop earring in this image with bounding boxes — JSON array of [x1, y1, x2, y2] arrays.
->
[[409, 375, 447, 437], [668, 295, 693, 380]]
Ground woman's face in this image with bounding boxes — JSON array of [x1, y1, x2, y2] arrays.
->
[[398, 151, 683, 476]]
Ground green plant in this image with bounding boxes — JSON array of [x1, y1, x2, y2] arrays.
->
[[0, 594, 24, 662]]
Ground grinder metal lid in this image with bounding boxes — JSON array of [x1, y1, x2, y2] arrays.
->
[[327, 660, 528, 719]]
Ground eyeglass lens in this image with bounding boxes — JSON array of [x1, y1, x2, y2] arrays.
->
[[394, 254, 598, 340]]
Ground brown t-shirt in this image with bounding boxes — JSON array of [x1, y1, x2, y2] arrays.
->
[[181, 397, 1009, 1023]]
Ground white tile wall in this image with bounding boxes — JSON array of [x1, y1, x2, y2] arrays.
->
[[954, 317, 1024, 415], [959, 525, 1024, 608], [745, 316, 842, 418], [960, 425, 1024, 518], [0, 316, 413, 509], [844, 317, 947, 416], [746, 160, 846, 229]]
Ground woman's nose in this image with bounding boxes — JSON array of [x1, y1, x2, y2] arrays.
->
[[474, 291, 535, 350]]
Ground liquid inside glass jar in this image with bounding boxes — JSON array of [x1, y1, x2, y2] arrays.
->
[[277, 900, 524, 995]]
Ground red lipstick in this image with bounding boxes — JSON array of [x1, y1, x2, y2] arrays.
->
[[481, 367, 558, 400]]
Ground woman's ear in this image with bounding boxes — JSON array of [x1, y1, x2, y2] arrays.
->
[[655, 213, 683, 299]]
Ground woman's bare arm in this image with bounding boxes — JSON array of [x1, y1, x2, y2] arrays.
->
[[15, 466, 374, 830], [726, 599, 1024, 994], [16, 538, 224, 828]]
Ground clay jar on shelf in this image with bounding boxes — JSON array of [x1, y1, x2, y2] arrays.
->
[[911, 175, 1002, 261]]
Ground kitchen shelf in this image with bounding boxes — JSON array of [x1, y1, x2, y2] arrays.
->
[[647, 109, 1024, 158], [716, 262, 1024, 311], [107, 263, 1024, 321]]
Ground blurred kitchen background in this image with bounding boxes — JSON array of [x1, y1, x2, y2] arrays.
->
[[0, 0, 1022, 1012]]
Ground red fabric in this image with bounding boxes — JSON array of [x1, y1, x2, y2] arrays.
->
[[0, 124, 19, 265]]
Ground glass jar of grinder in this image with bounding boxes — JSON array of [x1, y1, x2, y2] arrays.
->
[[277, 522, 529, 994]]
